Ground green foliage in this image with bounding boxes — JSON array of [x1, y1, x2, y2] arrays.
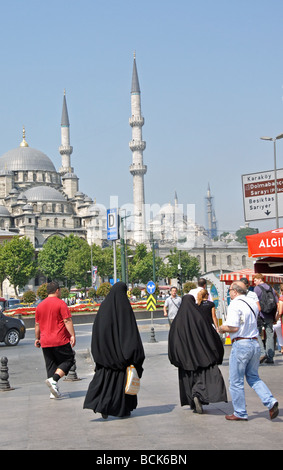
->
[[63, 240, 91, 290], [131, 286, 141, 298], [37, 235, 68, 281], [2, 236, 37, 296], [165, 248, 200, 281], [37, 283, 48, 300], [60, 287, 69, 299], [235, 227, 258, 244], [128, 243, 166, 284], [22, 290, 36, 303], [183, 281, 197, 294], [88, 287, 96, 299], [96, 282, 112, 297]]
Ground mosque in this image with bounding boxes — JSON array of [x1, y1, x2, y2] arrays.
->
[[0, 56, 253, 295]]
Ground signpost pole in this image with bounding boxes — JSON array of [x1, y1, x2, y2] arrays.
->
[[146, 281, 157, 343]]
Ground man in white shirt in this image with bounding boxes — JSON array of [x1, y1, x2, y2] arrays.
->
[[163, 286, 181, 326], [189, 278, 212, 302], [219, 281, 279, 421]]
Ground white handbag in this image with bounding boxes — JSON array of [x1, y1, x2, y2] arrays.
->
[[125, 365, 140, 395]]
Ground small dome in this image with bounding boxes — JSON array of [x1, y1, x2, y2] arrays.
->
[[21, 186, 66, 202], [0, 205, 11, 216], [22, 204, 33, 211]]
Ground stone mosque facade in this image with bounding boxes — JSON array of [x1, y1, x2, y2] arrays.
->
[[0, 93, 106, 292], [0, 57, 253, 295]]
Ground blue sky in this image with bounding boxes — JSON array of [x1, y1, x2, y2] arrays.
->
[[1, 0, 283, 234]]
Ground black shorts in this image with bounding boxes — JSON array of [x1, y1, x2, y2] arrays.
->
[[42, 343, 75, 378]]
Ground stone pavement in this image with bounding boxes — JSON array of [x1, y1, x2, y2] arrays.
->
[[0, 324, 283, 451]]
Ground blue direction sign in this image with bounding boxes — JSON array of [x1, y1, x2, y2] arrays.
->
[[146, 281, 156, 294], [107, 208, 119, 241]]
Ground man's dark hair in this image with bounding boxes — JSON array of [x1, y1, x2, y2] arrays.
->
[[198, 278, 207, 288], [240, 277, 249, 287], [47, 281, 60, 295]]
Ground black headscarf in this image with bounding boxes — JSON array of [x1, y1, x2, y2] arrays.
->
[[91, 282, 145, 376], [168, 294, 224, 371]]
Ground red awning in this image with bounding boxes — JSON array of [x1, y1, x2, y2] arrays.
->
[[220, 268, 283, 285], [246, 228, 283, 258]]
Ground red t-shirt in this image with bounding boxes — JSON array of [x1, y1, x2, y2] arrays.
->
[[35, 296, 72, 348]]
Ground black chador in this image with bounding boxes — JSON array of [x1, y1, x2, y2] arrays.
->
[[168, 294, 227, 411], [83, 282, 145, 418]]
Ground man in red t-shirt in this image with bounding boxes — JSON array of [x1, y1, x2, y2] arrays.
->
[[35, 281, 76, 398]]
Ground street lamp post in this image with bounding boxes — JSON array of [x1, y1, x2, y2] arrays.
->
[[260, 133, 283, 229]]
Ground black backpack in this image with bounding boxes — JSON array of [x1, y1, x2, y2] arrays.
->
[[258, 285, 277, 316]]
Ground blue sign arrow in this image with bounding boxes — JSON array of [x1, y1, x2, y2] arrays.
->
[[146, 281, 156, 294]]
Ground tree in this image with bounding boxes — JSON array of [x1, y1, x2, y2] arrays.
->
[[38, 234, 96, 287], [37, 235, 68, 281], [235, 227, 258, 244], [0, 244, 7, 296], [63, 242, 91, 292], [128, 243, 166, 284], [2, 236, 37, 297], [183, 281, 197, 294], [165, 248, 201, 282], [60, 287, 70, 299], [96, 282, 112, 297], [88, 287, 96, 299], [37, 283, 48, 300], [22, 290, 37, 303]]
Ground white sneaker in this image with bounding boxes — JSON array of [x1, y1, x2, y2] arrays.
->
[[50, 392, 62, 399], [45, 377, 61, 398]]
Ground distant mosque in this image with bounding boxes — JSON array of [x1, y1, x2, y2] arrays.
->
[[0, 54, 253, 294]]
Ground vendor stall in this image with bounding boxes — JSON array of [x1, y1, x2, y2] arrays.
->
[[220, 268, 283, 285]]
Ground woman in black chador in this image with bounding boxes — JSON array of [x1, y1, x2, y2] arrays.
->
[[168, 294, 227, 414], [83, 282, 145, 419]]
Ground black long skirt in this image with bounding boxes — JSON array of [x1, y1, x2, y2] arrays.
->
[[83, 366, 137, 417], [178, 364, 227, 407]]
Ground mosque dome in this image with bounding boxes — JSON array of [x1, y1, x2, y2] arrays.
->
[[21, 186, 66, 202], [0, 129, 56, 172], [0, 205, 11, 216]]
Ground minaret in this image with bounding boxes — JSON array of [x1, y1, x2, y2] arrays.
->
[[129, 53, 147, 243], [59, 91, 79, 198], [59, 90, 74, 175], [206, 184, 217, 238]]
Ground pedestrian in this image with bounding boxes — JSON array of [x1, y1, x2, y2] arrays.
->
[[189, 277, 212, 302], [253, 273, 278, 364], [239, 277, 261, 311], [163, 286, 181, 326], [196, 289, 219, 331], [168, 294, 227, 414], [35, 281, 76, 399], [273, 284, 283, 354], [83, 282, 145, 419], [219, 281, 279, 421]]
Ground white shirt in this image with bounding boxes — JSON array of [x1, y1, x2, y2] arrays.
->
[[189, 287, 212, 302], [164, 295, 182, 319], [224, 294, 259, 341], [247, 290, 259, 303]]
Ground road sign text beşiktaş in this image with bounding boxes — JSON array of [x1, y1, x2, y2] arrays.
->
[[242, 168, 283, 222]]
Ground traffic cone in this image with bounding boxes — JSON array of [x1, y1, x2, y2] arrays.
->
[[225, 334, 232, 346]]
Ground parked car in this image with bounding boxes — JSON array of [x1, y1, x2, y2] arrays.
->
[[0, 310, 26, 346], [5, 299, 21, 310]]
